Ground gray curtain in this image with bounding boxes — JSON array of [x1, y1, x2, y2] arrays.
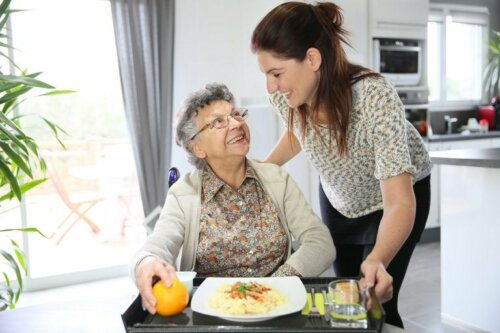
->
[[110, 0, 174, 218]]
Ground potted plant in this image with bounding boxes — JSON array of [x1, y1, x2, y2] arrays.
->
[[0, 0, 69, 310], [483, 30, 500, 101]]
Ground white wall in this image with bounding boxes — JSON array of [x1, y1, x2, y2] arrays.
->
[[171, 0, 283, 174]]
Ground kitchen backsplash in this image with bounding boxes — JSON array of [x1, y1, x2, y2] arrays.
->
[[428, 109, 476, 135]]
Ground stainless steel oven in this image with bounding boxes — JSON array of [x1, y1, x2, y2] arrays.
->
[[373, 38, 423, 86], [398, 86, 429, 137]]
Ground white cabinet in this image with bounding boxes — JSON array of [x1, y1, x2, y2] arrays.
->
[[439, 164, 500, 332], [369, 0, 429, 39], [438, 139, 488, 151], [427, 138, 492, 229], [333, 0, 430, 64], [490, 137, 500, 147], [334, 0, 369, 66], [426, 142, 441, 229]]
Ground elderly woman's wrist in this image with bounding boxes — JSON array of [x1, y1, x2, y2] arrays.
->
[[134, 255, 161, 276]]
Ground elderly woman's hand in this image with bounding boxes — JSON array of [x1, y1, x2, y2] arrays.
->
[[135, 256, 177, 314], [359, 258, 393, 304]]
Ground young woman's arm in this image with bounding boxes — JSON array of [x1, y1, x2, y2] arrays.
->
[[264, 130, 302, 165], [361, 172, 416, 302]]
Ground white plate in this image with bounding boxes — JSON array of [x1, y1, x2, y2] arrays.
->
[[190, 276, 307, 322]]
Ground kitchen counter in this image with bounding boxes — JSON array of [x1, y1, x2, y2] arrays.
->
[[430, 147, 500, 332], [426, 130, 500, 142], [429, 147, 500, 168]]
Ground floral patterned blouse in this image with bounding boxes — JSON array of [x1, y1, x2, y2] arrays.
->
[[194, 163, 299, 277]]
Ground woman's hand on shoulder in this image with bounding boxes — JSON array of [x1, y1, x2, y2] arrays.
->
[[359, 258, 393, 304], [135, 256, 177, 314]]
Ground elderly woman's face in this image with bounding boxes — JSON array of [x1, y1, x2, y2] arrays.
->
[[191, 100, 250, 165]]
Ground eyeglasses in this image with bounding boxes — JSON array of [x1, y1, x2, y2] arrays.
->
[[190, 108, 248, 140]]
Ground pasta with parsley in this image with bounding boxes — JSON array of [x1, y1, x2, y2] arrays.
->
[[208, 281, 287, 315]]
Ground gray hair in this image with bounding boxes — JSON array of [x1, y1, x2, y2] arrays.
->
[[175, 83, 235, 169]]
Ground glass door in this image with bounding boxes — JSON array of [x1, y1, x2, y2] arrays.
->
[[9, 0, 147, 288]]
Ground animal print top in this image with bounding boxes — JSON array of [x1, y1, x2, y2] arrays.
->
[[270, 75, 432, 218]]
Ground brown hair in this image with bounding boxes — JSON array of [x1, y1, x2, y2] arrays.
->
[[251, 1, 379, 156]]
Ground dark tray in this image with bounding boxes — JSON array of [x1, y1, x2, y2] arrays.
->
[[121, 277, 385, 333]]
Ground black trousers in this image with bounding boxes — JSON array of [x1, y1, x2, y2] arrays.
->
[[319, 175, 431, 328]]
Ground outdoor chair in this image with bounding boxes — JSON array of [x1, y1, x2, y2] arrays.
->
[[44, 152, 103, 245]]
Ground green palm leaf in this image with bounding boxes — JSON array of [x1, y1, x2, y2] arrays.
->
[[0, 157, 21, 199], [0, 141, 32, 177], [0, 227, 47, 237], [0, 0, 68, 311], [0, 178, 47, 201], [0, 73, 55, 89], [0, 110, 28, 139], [484, 30, 500, 99], [0, 248, 23, 294]]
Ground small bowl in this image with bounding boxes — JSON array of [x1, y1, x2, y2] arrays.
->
[[176, 271, 197, 294]]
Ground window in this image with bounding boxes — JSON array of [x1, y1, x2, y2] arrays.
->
[[428, 4, 489, 109], [7, 0, 146, 289]]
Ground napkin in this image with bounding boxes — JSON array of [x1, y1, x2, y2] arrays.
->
[[301, 292, 325, 315]]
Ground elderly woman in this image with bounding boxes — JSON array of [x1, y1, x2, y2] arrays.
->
[[132, 83, 335, 314]]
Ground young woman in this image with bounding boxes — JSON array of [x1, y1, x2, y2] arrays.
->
[[251, 2, 432, 328]]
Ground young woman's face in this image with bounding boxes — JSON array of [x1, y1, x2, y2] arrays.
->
[[256, 50, 320, 108], [191, 100, 250, 166]]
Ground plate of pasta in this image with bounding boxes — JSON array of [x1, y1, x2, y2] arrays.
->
[[191, 276, 307, 322]]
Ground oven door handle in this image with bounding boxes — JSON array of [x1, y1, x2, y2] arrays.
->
[[380, 45, 421, 52], [403, 104, 429, 109]]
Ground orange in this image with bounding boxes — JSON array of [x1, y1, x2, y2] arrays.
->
[[152, 278, 189, 316]]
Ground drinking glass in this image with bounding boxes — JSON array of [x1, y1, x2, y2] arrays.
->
[[327, 279, 369, 328]]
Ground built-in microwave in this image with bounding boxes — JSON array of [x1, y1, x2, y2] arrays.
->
[[373, 38, 423, 86]]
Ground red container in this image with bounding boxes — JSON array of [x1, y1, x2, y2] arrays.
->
[[477, 105, 495, 130]]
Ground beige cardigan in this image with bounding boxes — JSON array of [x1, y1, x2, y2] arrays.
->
[[131, 160, 335, 278]]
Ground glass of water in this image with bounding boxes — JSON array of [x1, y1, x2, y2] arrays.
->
[[327, 279, 369, 328]]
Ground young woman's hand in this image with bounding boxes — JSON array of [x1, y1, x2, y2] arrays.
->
[[135, 256, 177, 314], [360, 258, 393, 304]]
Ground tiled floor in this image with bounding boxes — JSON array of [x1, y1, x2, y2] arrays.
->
[[400, 241, 444, 332], [399, 242, 478, 333], [17, 241, 478, 332]]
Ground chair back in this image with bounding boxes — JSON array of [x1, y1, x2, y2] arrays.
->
[[143, 167, 180, 234], [168, 167, 180, 188]]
